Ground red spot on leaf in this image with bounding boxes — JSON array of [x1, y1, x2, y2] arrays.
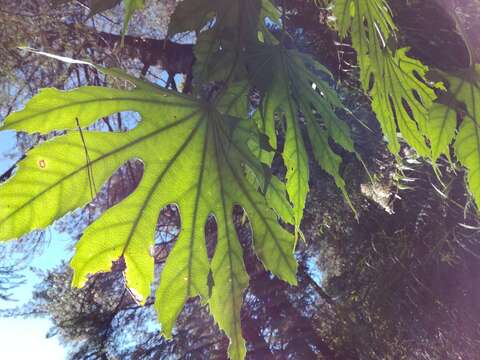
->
[[38, 159, 46, 169]]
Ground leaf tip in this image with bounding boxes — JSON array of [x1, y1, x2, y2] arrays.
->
[[70, 271, 87, 289]]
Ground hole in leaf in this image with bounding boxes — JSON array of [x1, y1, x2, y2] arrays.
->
[[91, 159, 144, 212], [401, 97, 416, 123], [387, 95, 399, 131], [367, 73, 375, 92], [232, 204, 252, 251], [154, 204, 180, 259], [156, 204, 180, 247], [411, 89, 423, 105], [87, 111, 141, 132], [54, 160, 145, 246], [151, 204, 180, 289], [205, 214, 217, 261]]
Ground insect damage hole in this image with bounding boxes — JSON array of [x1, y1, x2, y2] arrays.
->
[[37, 159, 47, 169]]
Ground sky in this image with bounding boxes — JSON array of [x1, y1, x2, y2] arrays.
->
[[0, 131, 68, 359]]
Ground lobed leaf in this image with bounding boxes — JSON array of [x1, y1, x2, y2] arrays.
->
[[435, 67, 480, 207], [427, 102, 457, 162], [0, 83, 296, 360], [334, 0, 438, 157], [249, 44, 356, 229]]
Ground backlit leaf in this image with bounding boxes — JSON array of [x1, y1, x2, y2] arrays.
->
[[334, 0, 437, 156], [435, 67, 480, 207], [0, 82, 297, 360], [249, 44, 356, 229]]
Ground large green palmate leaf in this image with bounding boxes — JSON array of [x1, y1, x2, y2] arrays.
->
[[428, 66, 480, 207], [169, 0, 356, 229], [248, 44, 356, 231], [0, 83, 297, 360], [334, 0, 438, 157]]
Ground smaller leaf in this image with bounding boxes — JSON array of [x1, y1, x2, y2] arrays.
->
[[455, 116, 480, 207], [306, 121, 355, 213], [427, 102, 457, 162], [443, 66, 480, 208]]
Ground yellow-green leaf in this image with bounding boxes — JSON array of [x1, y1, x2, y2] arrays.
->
[[427, 102, 457, 162], [443, 67, 480, 207], [334, 0, 437, 157], [0, 82, 296, 360]]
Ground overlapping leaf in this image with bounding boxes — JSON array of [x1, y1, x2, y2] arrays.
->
[[168, 0, 279, 88], [428, 67, 480, 207], [427, 102, 457, 163], [216, 81, 295, 225], [334, 0, 438, 156], [0, 82, 297, 360], [249, 44, 356, 231]]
